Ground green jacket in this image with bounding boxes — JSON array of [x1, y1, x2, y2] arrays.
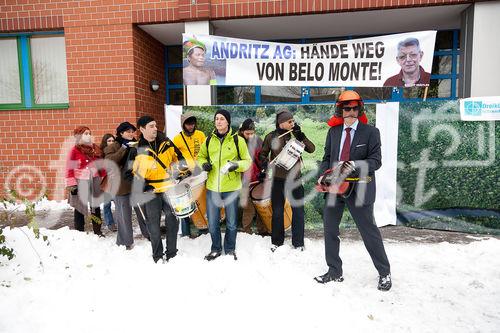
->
[[197, 128, 251, 193]]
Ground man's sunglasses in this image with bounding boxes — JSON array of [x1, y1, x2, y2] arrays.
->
[[342, 106, 360, 112]]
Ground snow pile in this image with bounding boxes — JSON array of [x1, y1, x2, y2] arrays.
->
[[1, 197, 70, 212], [1, 227, 499, 332]]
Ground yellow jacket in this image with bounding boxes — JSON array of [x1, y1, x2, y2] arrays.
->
[[173, 130, 206, 171], [132, 136, 179, 193]]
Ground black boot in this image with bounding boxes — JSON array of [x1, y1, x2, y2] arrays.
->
[[314, 272, 344, 284], [377, 274, 392, 291], [204, 251, 221, 261]]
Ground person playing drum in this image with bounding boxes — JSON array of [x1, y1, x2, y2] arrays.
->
[[173, 112, 206, 237], [132, 115, 188, 263], [197, 109, 251, 261], [259, 110, 315, 252], [238, 118, 268, 235]]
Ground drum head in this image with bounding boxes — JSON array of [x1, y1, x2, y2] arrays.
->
[[166, 183, 190, 196], [250, 181, 272, 201], [180, 171, 208, 188]]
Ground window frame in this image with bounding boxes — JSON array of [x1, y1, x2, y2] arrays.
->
[[0, 31, 69, 111]]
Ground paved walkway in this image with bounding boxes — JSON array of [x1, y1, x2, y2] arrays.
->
[[3, 208, 498, 244]]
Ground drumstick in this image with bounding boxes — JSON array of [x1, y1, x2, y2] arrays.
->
[[136, 204, 146, 221], [153, 183, 176, 193], [277, 129, 293, 139]]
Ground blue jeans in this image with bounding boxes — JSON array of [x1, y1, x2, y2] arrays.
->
[[103, 200, 115, 227], [206, 190, 239, 253]]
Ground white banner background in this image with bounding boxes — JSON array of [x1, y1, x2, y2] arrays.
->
[[165, 105, 183, 139], [374, 102, 400, 227]]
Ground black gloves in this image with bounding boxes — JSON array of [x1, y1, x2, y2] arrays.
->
[[123, 169, 134, 182], [143, 184, 155, 193], [292, 123, 306, 141], [202, 163, 212, 172], [68, 186, 78, 195], [258, 171, 266, 182], [227, 161, 238, 172]]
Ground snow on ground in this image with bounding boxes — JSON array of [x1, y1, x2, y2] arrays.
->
[[1, 227, 499, 333]]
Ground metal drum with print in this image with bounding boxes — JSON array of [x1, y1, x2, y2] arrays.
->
[[164, 183, 196, 218], [273, 138, 305, 170]]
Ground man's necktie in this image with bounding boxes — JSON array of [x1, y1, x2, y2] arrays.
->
[[340, 128, 351, 161]]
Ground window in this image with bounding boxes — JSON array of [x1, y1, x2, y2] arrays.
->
[[0, 33, 69, 110], [0, 38, 21, 104], [165, 30, 460, 105], [165, 45, 183, 105]]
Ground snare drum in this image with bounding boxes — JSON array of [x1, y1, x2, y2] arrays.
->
[[250, 181, 292, 233], [274, 139, 305, 170], [164, 183, 196, 218]]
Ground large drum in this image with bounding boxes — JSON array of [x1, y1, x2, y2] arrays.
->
[[181, 172, 208, 229], [274, 139, 305, 170], [180, 172, 225, 229], [250, 181, 292, 233]]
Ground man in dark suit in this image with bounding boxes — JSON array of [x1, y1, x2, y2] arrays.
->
[[314, 90, 392, 291]]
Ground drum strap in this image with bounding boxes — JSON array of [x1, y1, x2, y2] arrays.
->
[[205, 134, 241, 164], [160, 138, 185, 162], [180, 132, 194, 159], [146, 178, 171, 184], [145, 150, 169, 172]]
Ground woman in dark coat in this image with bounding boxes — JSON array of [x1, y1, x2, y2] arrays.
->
[[99, 133, 117, 231]]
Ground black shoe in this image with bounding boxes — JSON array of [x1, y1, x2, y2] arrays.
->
[[153, 256, 164, 264], [226, 251, 237, 260], [165, 252, 177, 262], [314, 272, 344, 284], [293, 246, 305, 251], [270, 244, 281, 252], [378, 274, 392, 291], [204, 251, 222, 261], [197, 229, 209, 237]]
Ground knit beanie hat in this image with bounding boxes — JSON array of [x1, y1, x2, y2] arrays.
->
[[116, 121, 137, 135], [214, 109, 231, 125], [137, 116, 155, 129], [276, 110, 293, 126]]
